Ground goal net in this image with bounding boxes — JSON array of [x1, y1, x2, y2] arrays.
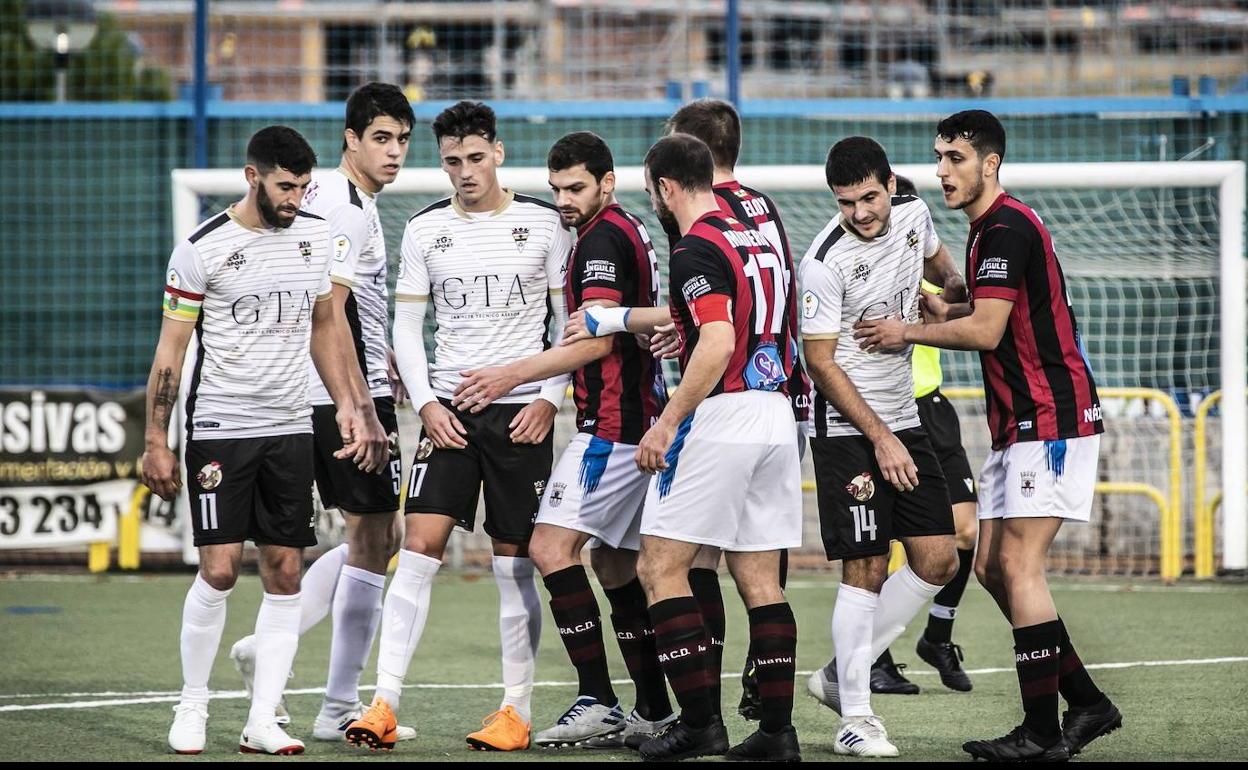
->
[[173, 161, 1245, 577]]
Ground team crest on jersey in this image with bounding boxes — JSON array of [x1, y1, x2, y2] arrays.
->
[[512, 227, 530, 251], [197, 461, 223, 491], [226, 249, 246, 270], [1020, 471, 1037, 498], [846, 472, 875, 502], [852, 263, 871, 282], [433, 233, 454, 252], [548, 482, 566, 508], [906, 228, 919, 252], [415, 437, 434, 461], [299, 240, 313, 263]]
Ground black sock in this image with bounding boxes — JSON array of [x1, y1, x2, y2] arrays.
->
[[688, 568, 724, 717], [604, 578, 672, 720], [748, 602, 797, 733], [874, 648, 895, 669], [649, 596, 713, 729], [1013, 621, 1062, 740], [543, 565, 616, 705], [1057, 617, 1106, 709], [778, 549, 789, 591], [925, 547, 975, 644]]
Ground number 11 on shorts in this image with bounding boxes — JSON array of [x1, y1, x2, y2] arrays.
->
[[851, 504, 876, 543]]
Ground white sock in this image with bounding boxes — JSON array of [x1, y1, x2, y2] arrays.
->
[[833, 583, 878, 718], [180, 573, 232, 705], [375, 549, 441, 709], [324, 565, 386, 706], [300, 543, 349, 635], [492, 555, 542, 722], [870, 565, 943, 660], [247, 592, 302, 726]]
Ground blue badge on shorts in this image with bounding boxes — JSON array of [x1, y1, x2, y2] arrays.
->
[[744, 342, 787, 392]]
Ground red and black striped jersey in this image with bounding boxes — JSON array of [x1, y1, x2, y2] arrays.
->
[[711, 181, 811, 422], [966, 193, 1104, 449], [668, 212, 799, 400], [566, 203, 667, 444]]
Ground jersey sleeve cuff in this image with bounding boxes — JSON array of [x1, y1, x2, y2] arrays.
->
[[395, 293, 431, 302], [801, 332, 840, 340], [316, 291, 333, 302], [329, 275, 355, 288], [690, 293, 732, 326], [974, 287, 1019, 301], [581, 287, 623, 303]]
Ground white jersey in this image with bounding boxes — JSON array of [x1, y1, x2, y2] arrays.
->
[[395, 191, 572, 403], [799, 195, 940, 438], [163, 207, 332, 440], [302, 169, 392, 405]]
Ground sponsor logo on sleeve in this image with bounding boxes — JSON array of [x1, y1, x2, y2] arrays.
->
[[802, 290, 820, 319], [583, 259, 616, 283], [332, 234, 352, 262], [976, 256, 1009, 281], [681, 275, 712, 303]]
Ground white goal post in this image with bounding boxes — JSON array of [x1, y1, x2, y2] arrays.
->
[[172, 161, 1246, 572]]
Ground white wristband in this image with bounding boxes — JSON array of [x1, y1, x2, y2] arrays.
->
[[583, 305, 630, 337]]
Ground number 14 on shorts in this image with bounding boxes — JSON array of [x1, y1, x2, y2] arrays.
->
[[851, 504, 877, 543]]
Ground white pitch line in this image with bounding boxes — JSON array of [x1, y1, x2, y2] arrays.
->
[[2, 656, 1245, 713], [780, 580, 1246, 594]]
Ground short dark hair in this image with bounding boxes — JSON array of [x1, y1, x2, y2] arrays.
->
[[644, 134, 714, 194], [937, 109, 1006, 165], [825, 136, 892, 190], [247, 125, 317, 176], [343, 82, 415, 151], [893, 175, 917, 196], [665, 99, 741, 171], [547, 131, 614, 181], [432, 100, 497, 144]]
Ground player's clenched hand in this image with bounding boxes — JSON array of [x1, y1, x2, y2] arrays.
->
[[510, 399, 557, 444], [874, 433, 918, 492], [452, 366, 520, 414], [649, 322, 682, 359], [141, 446, 182, 501], [387, 349, 408, 406], [635, 420, 676, 474], [919, 292, 951, 325], [419, 401, 468, 449], [560, 310, 593, 346], [335, 407, 388, 473], [853, 317, 909, 353]]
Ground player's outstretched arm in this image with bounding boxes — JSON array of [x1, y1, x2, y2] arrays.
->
[[311, 296, 387, 473], [141, 317, 196, 501], [803, 336, 918, 492], [453, 299, 618, 413], [635, 320, 734, 474], [853, 297, 1012, 353], [561, 305, 674, 345]]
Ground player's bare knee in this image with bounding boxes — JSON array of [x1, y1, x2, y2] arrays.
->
[[198, 564, 238, 592], [589, 547, 636, 589], [692, 545, 722, 571], [841, 554, 888, 592]]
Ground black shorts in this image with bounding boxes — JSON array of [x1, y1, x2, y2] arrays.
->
[[811, 427, 954, 561], [186, 434, 317, 549], [312, 396, 402, 514], [916, 389, 977, 505], [404, 398, 553, 543]]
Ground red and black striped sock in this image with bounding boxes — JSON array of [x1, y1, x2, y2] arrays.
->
[[1013, 620, 1062, 740], [688, 568, 725, 716], [649, 596, 714, 729], [604, 578, 672, 720], [543, 565, 616, 705], [1057, 617, 1105, 708], [748, 602, 797, 733]]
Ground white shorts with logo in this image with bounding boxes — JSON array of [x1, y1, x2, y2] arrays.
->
[[977, 434, 1101, 521], [536, 432, 648, 551], [640, 390, 803, 552]]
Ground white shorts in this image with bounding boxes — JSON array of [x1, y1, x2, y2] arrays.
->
[[536, 433, 648, 551], [977, 434, 1101, 521], [640, 390, 803, 552]]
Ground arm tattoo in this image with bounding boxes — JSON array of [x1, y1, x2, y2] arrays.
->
[[152, 367, 178, 431]]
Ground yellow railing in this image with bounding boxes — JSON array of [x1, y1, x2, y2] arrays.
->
[[1194, 391, 1222, 579], [943, 387, 1183, 581]]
